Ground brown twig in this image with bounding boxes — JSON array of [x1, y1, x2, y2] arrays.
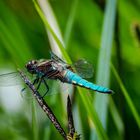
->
[[67, 96, 80, 140], [18, 70, 67, 140], [67, 95, 75, 137]]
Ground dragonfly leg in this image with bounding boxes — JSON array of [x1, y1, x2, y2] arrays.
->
[[35, 78, 49, 98], [21, 87, 26, 93], [33, 78, 39, 85], [36, 78, 42, 90], [42, 78, 49, 98]]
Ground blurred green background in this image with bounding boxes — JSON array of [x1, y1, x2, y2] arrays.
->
[[0, 0, 140, 140]]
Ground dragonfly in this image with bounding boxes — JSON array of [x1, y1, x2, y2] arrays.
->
[[0, 52, 113, 97]]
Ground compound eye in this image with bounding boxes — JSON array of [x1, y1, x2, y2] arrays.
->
[[26, 63, 31, 69], [25, 60, 36, 69], [32, 60, 37, 65]]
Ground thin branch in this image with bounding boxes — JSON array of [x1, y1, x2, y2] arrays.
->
[[67, 95, 75, 137], [18, 70, 67, 140], [67, 95, 80, 140]]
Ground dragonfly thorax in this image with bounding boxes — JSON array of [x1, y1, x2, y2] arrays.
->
[[26, 59, 67, 77], [51, 61, 66, 71]]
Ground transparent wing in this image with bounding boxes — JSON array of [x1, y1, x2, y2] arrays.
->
[[73, 59, 94, 78], [22, 79, 73, 100], [0, 71, 72, 100], [50, 51, 66, 64], [0, 72, 23, 86], [50, 52, 94, 78], [0, 71, 35, 86]]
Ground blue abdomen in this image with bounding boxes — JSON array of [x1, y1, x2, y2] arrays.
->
[[64, 70, 113, 94]]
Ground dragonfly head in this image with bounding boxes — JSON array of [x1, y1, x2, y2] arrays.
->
[[26, 60, 37, 74]]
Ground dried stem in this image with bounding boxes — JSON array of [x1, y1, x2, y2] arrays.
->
[[67, 96, 80, 140], [18, 70, 67, 140], [67, 95, 75, 137]]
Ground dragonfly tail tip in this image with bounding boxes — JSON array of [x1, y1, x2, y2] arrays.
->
[[108, 90, 115, 94]]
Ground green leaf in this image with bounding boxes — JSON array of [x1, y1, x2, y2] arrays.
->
[[111, 64, 140, 129], [94, 0, 116, 127], [92, 0, 117, 139], [64, 0, 79, 47], [32, 100, 39, 140], [33, 0, 71, 64], [109, 97, 124, 135]]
